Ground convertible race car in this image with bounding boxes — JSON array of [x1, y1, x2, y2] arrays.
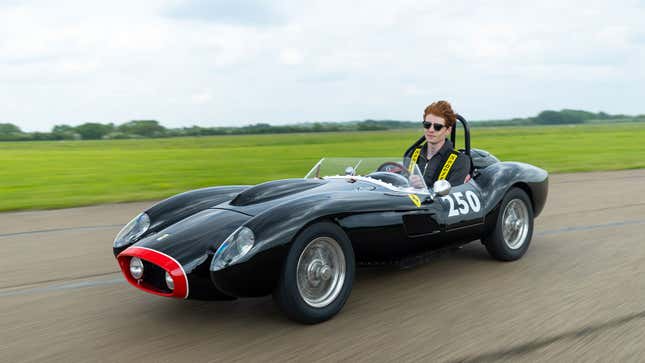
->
[[113, 115, 548, 324]]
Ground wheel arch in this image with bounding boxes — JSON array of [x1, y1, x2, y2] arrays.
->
[[254, 214, 356, 269], [245, 192, 373, 255], [212, 213, 355, 299], [511, 182, 535, 213], [291, 216, 356, 253]]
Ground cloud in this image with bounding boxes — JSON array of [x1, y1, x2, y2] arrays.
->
[[165, 0, 286, 26], [279, 48, 304, 65], [190, 90, 212, 104], [1, 0, 644, 131]]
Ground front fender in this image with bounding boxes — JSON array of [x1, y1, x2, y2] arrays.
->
[[145, 185, 250, 233], [113, 185, 250, 256], [210, 191, 396, 297], [246, 191, 396, 255]]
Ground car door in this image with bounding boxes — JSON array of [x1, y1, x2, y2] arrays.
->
[[437, 180, 485, 243]]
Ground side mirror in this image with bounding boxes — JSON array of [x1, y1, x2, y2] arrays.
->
[[433, 180, 451, 196]]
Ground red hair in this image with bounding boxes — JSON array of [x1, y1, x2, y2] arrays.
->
[[423, 100, 456, 128]]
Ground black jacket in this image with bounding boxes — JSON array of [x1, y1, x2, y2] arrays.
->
[[411, 139, 470, 187]]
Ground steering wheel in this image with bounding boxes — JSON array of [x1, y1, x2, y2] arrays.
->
[[376, 162, 410, 179]]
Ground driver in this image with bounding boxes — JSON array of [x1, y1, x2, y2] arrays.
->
[[407, 100, 470, 188]]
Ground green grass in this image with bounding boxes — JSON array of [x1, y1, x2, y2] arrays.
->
[[2, 123, 645, 211]]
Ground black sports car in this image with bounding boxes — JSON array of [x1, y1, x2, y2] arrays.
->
[[113, 115, 548, 324]]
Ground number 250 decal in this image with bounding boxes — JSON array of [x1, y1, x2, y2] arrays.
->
[[441, 191, 481, 217]]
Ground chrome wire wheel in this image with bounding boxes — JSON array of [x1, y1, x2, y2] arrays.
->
[[502, 198, 530, 249], [296, 236, 346, 308]]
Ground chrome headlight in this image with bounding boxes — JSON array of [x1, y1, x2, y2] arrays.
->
[[165, 271, 174, 291], [211, 226, 255, 271], [130, 257, 144, 279], [114, 213, 150, 248]]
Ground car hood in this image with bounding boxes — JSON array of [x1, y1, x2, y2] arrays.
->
[[230, 178, 327, 207], [131, 208, 250, 273]]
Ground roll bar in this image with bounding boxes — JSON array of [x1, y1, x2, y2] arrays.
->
[[451, 114, 471, 156]]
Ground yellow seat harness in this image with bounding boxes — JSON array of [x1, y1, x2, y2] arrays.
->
[[437, 152, 458, 181], [407, 144, 458, 181]]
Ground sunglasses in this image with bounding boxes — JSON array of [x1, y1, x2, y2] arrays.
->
[[422, 121, 446, 131]]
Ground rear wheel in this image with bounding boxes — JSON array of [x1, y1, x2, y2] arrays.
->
[[483, 188, 534, 261], [273, 221, 355, 324]]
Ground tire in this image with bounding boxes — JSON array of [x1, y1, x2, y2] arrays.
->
[[273, 221, 355, 324], [483, 187, 534, 261]]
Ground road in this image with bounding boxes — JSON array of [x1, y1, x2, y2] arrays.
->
[[2, 169, 645, 362]]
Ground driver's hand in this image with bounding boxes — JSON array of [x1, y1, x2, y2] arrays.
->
[[409, 175, 425, 188]]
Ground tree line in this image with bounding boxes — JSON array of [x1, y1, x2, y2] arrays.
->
[[1, 109, 644, 141], [0, 120, 412, 141]]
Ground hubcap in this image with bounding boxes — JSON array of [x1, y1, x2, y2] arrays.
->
[[296, 237, 346, 308], [502, 199, 529, 249]]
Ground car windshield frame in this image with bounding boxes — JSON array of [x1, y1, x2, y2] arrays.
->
[[304, 157, 430, 195]]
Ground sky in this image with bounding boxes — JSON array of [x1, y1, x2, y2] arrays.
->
[[1, 0, 644, 131]]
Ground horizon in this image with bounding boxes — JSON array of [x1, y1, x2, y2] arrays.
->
[[5, 107, 644, 135], [7, 107, 643, 133]]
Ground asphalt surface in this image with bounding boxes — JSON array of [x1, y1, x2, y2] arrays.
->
[[2, 169, 645, 362]]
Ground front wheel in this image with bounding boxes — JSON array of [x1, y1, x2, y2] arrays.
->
[[273, 221, 355, 324], [483, 188, 534, 261]]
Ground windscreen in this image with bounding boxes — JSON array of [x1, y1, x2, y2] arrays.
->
[[304, 157, 429, 193]]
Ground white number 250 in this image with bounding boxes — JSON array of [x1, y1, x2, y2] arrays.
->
[[442, 191, 481, 217]]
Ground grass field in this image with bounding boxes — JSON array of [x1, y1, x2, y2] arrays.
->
[[2, 123, 645, 211]]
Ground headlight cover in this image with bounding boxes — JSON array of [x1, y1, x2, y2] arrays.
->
[[211, 226, 255, 271], [165, 271, 174, 291], [114, 213, 150, 248], [130, 257, 144, 280]]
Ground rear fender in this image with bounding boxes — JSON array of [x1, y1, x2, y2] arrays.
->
[[474, 162, 548, 232]]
